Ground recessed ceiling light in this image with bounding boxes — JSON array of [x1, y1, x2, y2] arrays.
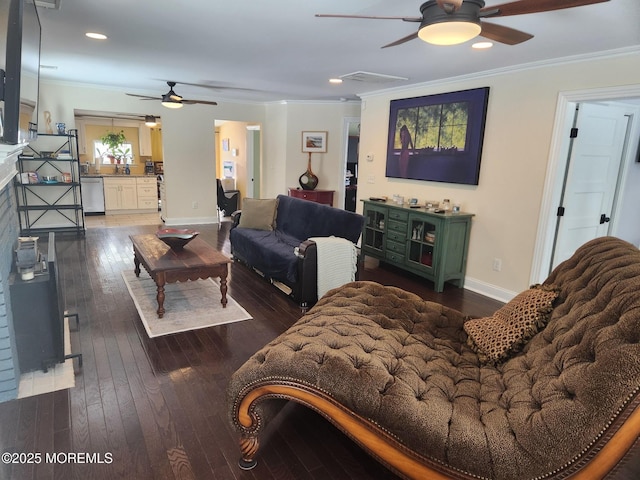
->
[[329, 78, 343, 84], [86, 32, 107, 40], [472, 41, 493, 49]]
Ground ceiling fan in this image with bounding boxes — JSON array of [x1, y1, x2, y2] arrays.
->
[[316, 0, 610, 47], [126, 81, 218, 109]]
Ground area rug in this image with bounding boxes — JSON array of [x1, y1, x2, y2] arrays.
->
[[121, 269, 252, 338]]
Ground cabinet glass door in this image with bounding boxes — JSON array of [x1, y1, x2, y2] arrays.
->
[[364, 208, 386, 252], [408, 218, 436, 269]]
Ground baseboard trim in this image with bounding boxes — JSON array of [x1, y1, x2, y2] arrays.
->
[[464, 277, 517, 304]]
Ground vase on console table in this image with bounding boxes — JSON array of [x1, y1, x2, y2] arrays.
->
[[298, 152, 319, 190]]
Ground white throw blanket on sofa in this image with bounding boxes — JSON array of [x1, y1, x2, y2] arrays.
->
[[309, 236, 358, 298]]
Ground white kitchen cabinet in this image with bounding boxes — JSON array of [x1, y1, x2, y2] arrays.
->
[[136, 177, 157, 210], [139, 125, 153, 157], [103, 177, 137, 211]]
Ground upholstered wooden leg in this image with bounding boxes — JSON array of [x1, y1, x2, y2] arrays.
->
[[238, 434, 259, 470]]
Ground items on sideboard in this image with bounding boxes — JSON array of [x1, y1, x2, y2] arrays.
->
[[384, 195, 463, 214], [298, 152, 319, 190]]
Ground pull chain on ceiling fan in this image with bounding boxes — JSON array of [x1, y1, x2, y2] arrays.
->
[[126, 81, 218, 109], [316, 0, 610, 47]]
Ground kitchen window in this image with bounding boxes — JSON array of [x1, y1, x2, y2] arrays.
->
[[94, 141, 134, 164]]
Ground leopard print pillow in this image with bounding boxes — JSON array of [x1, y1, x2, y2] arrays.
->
[[464, 285, 559, 364]]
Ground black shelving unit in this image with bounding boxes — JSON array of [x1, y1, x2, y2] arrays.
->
[[14, 130, 85, 235]]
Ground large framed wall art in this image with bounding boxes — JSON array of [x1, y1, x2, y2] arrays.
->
[[385, 87, 490, 185]]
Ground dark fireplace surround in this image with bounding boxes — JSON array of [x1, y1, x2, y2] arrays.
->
[[0, 151, 24, 402]]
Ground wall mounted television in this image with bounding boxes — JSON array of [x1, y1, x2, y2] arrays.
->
[[385, 87, 490, 185], [0, 0, 42, 145]]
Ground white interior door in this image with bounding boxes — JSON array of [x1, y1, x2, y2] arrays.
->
[[552, 103, 629, 269]]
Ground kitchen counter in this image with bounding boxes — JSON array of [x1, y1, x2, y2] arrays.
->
[[80, 174, 158, 178]]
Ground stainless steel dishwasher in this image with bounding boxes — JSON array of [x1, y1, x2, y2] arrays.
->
[[80, 176, 105, 214]]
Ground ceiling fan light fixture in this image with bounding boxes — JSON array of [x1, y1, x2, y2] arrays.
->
[[144, 115, 157, 126], [161, 94, 183, 109], [418, 20, 481, 45]]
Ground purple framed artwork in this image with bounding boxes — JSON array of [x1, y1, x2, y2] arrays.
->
[[385, 87, 490, 185]]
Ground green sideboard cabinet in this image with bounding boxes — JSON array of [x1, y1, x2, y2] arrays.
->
[[361, 200, 474, 292]]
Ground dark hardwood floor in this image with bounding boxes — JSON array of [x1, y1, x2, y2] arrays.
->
[[0, 220, 503, 480]]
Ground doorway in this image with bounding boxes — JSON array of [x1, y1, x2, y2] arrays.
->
[[532, 86, 640, 284], [341, 117, 360, 212], [550, 103, 630, 270]]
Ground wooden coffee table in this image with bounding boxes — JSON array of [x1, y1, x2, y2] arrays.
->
[[130, 234, 231, 318]]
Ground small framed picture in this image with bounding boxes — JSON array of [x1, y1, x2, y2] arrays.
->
[[302, 131, 327, 153], [222, 138, 230, 152]]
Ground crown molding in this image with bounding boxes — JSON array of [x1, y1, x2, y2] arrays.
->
[[358, 46, 640, 100]]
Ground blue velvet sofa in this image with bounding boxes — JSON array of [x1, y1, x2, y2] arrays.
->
[[230, 194, 364, 309]]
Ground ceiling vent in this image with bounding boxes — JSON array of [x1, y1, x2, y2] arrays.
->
[[34, 0, 61, 10], [339, 71, 408, 83]]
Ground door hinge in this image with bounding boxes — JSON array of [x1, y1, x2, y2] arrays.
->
[[557, 206, 565, 217], [570, 128, 579, 138]]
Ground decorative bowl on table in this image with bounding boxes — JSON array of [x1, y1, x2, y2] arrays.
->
[[156, 228, 199, 250]]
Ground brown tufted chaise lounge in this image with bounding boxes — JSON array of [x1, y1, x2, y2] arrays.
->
[[227, 237, 640, 479]]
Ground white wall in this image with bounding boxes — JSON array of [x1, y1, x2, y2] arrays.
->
[[357, 50, 640, 300], [262, 102, 361, 204]]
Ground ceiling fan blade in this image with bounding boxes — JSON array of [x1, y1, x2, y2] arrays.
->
[[126, 93, 160, 100], [176, 80, 261, 92], [315, 13, 422, 22], [479, 21, 534, 45], [481, 0, 610, 18], [382, 31, 420, 49], [182, 99, 218, 106]]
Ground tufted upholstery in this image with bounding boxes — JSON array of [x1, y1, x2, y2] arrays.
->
[[228, 237, 640, 479]]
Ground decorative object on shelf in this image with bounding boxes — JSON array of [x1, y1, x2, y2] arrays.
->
[[386, 87, 489, 185], [298, 152, 319, 190], [302, 131, 327, 153], [156, 228, 199, 250], [15, 236, 39, 280], [43, 111, 53, 134], [55, 122, 66, 135], [99, 130, 127, 163]]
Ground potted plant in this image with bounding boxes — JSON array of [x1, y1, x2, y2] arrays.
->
[[100, 130, 127, 163]]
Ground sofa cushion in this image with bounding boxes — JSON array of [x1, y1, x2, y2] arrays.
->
[[274, 195, 363, 243], [464, 285, 558, 363], [238, 198, 278, 231], [229, 228, 301, 284]]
